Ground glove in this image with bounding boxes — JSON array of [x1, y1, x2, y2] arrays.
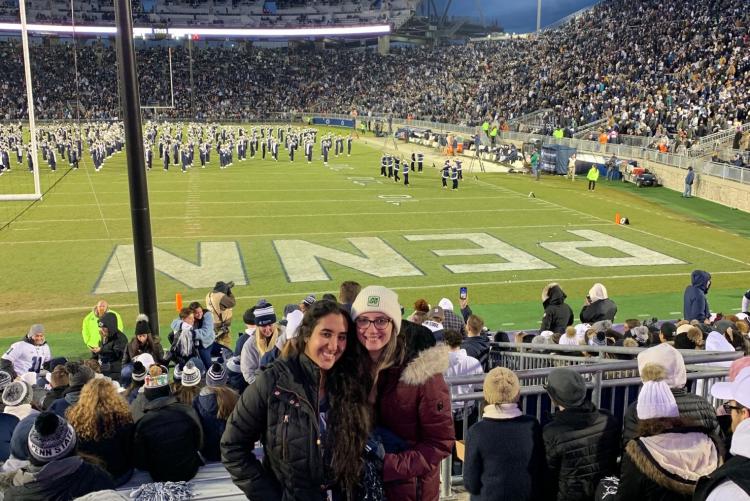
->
[[365, 436, 385, 462]]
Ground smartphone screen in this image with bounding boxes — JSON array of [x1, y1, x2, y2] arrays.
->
[[459, 287, 468, 300]]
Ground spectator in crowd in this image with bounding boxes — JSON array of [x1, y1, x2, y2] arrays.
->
[[1, 412, 114, 499], [234, 307, 256, 356], [660, 322, 678, 344], [224, 355, 247, 395], [444, 329, 483, 443], [222, 299, 372, 499], [204, 281, 235, 352], [239, 301, 279, 385], [439, 298, 467, 336], [0, 372, 16, 460], [543, 367, 620, 501], [93, 312, 127, 381], [684, 270, 712, 323], [1, 380, 36, 427], [541, 283, 574, 334], [82, 300, 123, 350], [48, 361, 95, 417], [193, 362, 239, 462], [66, 378, 135, 486], [338, 280, 361, 313], [622, 343, 719, 444], [464, 367, 544, 501], [579, 283, 617, 324], [189, 301, 217, 370], [120, 314, 164, 386], [462, 314, 490, 372], [1, 324, 51, 378], [40, 364, 68, 410], [124, 360, 147, 405], [174, 360, 202, 405], [408, 298, 431, 325], [423, 306, 447, 343], [350, 285, 454, 500], [615, 364, 723, 500], [133, 365, 204, 482], [168, 307, 203, 371], [695, 367, 750, 501]]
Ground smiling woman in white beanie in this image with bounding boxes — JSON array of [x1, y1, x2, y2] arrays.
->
[[615, 363, 723, 500], [350, 285, 454, 501]]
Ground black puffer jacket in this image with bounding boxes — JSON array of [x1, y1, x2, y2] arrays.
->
[[221, 353, 331, 501], [540, 284, 574, 334], [621, 387, 720, 446], [133, 396, 204, 482], [543, 402, 620, 501], [95, 312, 128, 379], [579, 298, 618, 324], [2, 456, 114, 501]]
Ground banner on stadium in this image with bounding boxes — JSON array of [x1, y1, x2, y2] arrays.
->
[[311, 117, 355, 128]]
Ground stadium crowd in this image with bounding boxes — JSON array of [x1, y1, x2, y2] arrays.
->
[[0, 0, 747, 155], [0, 272, 749, 499]]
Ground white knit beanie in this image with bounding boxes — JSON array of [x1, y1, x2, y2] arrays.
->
[[637, 379, 679, 420], [636, 363, 679, 419], [351, 286, 402, 333]]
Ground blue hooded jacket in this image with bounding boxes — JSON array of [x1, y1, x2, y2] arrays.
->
[[683, 270, 711, 322]]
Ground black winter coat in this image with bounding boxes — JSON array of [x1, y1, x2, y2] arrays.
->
[[40, 386, 66, 411], [3, 456, 114, 501], [0, 413, 19, 462], [133, 396, 204, 482], [48, 384, 85, 418], [579, 298, 618, 324], [95, 330, 128, 379], [463, 415, 545, 501], [541, 286, 574, 334], [76, 422, 135, 480], [621, 387, 719, 446], [221, 353, 331, 501], [543, 402, 620, 501]]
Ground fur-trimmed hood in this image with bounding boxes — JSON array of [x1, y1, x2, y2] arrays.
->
[[625, 430, 722, 496], [400, 345, 450, 386]]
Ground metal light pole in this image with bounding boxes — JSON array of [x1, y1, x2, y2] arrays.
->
[[113, 0, 160, 336], [536, 0, 542, 33]]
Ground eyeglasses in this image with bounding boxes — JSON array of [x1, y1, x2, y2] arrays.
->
[[355, 317, 391, 330], [723, 402, 746, 414]]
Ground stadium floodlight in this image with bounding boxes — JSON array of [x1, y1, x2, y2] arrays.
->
[[0, 23, 389, 39]]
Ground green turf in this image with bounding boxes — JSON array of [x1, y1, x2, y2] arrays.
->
[[1, 125, 749, 360]]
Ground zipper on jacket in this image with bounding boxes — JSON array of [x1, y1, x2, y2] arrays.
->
[[282, 414, 289, 461]]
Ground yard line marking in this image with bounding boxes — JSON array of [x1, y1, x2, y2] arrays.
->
[[0, 222, 613, 245], [6, 207, 563, 224], [4, 269, 750, 317], [474, 178, 750, 268], [669, 312, 682, 315], [29, 195, 520, 207]]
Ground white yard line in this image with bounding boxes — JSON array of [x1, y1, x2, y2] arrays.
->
[[4, 269, 750, 318], [0, 222, 612, 245]]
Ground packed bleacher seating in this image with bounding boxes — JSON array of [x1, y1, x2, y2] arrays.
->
[[0, 0, 747, 155], [0, 277, 749, 499], [0, 0, 416, 29]]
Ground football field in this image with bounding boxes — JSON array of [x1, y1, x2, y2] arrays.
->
[[1, 125, 750, 359]]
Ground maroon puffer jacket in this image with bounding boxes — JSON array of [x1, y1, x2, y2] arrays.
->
[[375, 345, 455, 501]]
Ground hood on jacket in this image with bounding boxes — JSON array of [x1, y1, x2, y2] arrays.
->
[[542, 283, 567, 306], [98, 312, 119, 335], [400, 345, 450, 386], [588, 283, 608, 302], [691, 270, 711, 293], [628, 431, 721, 495], [731, 415, 750, 458]]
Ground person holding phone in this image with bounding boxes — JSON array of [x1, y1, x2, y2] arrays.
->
[[579, 283, 618, 324]]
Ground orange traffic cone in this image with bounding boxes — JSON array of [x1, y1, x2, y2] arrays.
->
[[176, 293, 183, 312], [615, 212, 621, 224]]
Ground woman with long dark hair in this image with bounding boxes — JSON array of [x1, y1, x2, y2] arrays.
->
[[193, 362, 240, 461], [351, 285, 455, 501], [120, 314, 165, 386], [221, 299, 371, 500]]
